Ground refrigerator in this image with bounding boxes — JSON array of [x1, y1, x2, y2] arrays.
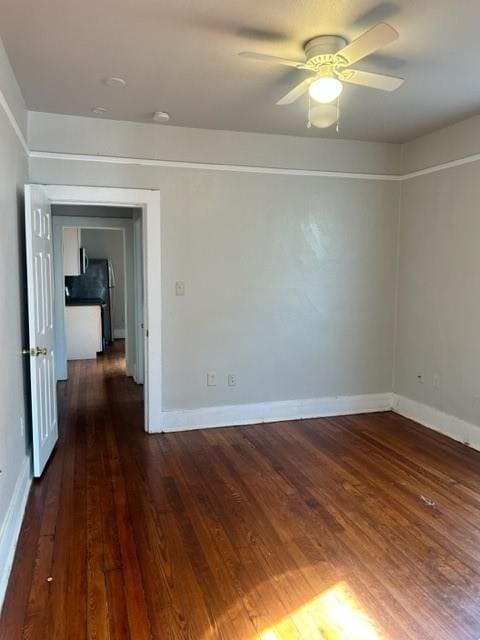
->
[[65, 258, 114, 345]]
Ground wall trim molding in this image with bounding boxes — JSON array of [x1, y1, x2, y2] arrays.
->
[[0, 77, 479, 181], [28, 149, 480, 182], [0, 456, 32, 610], [157, 393, 480, 455], [29, 150, 402, 181], [402, 153, 480, 180], [392, 394, 480, 452], [0, 89, 28, 154], [151, 392, 393, 433]]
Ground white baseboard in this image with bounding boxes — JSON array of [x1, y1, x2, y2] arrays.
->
[[151, 392, 393, 433], [392, 394, 480, 452], [113, 329, 125, 339], [0, 456, 32, 610]]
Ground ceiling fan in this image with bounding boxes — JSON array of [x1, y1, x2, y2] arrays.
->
[[239, 23, 404, 129]]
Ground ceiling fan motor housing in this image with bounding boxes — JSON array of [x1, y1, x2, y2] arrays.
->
[[304, 35, 347, 63], [304, 35, 352, 81]]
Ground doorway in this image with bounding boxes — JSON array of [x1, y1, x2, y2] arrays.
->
[[43, 185, 162, 435], [51, 206, 142, 384], [24, 185, 160, 477]]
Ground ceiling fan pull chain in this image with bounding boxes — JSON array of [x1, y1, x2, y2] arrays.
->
[[307, 94, 312, 128]]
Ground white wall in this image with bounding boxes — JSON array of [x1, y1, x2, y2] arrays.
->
[[28, 113, 400, 415], [81, 228, 126, 335], [25, 99, 480, 438], [28, 111, 402, 175], [0, 39, 30, 608], [402, 113, 480, 174], [395, 116, 480, 440]]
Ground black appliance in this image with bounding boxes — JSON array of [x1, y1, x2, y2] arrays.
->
[[65, 258, 113, 345]]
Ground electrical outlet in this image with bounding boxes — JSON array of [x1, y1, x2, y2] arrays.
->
[[175, 281, 185, 296], [417, 373, 424, 384], [206, 372, 217, 387], [433, 374, 440, 389], [228, 374, 237, 387]]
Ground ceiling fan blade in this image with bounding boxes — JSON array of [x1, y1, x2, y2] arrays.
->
[[337, 23, 399, 65], [276, 77, 314, 105], [239, 51, 307, 69], [343, 69, 404, 91]]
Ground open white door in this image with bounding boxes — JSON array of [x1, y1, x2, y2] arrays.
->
[[24, 185, 58, 477]]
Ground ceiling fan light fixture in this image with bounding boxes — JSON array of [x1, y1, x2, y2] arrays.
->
[[308, 77, 343, 104], [309, 103, 338, 129]]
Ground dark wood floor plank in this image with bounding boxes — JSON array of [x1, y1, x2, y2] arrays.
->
[[86, 369, 110, 640], [3, 342, 480, 639], [100, 357, 152, 640]]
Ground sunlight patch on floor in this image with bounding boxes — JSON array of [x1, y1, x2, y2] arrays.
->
[[257, 582, 385, 640]]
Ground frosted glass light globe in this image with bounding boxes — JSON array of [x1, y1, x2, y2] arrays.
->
[[309, 104, 337, 128], [309, 77, 343, 104]]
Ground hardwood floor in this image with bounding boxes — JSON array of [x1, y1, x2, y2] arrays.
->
[[2, 344, 480, 639]]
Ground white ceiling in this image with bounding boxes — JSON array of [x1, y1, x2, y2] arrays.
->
[[1, 0, 480, 143]]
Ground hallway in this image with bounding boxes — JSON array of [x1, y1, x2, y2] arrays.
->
[[0, 343, 149, 639], [2, 345, 480, 639]]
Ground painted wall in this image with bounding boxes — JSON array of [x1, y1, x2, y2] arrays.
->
[[28, 111, 402, 176], [396, 117, 480, 432], [0, 39, 30, 607], [28, 113, 400, 413], [81, 228, 126, 335], [402, 113, 480, 174]]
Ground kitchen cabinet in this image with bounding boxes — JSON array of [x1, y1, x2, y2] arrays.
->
[[63, 227, 81, 276], [65, 304, 102, 360]]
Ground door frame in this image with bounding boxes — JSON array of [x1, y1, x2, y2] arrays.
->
[[42, 185, 161, 433], [132, 211, 144, 384]]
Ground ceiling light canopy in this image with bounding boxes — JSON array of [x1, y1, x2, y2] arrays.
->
[[152, 111, 170, 123], [104, 76, 126, 88], [308, 77, 343, 104]]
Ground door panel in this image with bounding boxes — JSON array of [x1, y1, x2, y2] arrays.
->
[[25, 185, 58, 477]]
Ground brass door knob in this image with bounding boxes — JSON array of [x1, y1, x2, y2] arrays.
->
[[22, 346, 48, 356]]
